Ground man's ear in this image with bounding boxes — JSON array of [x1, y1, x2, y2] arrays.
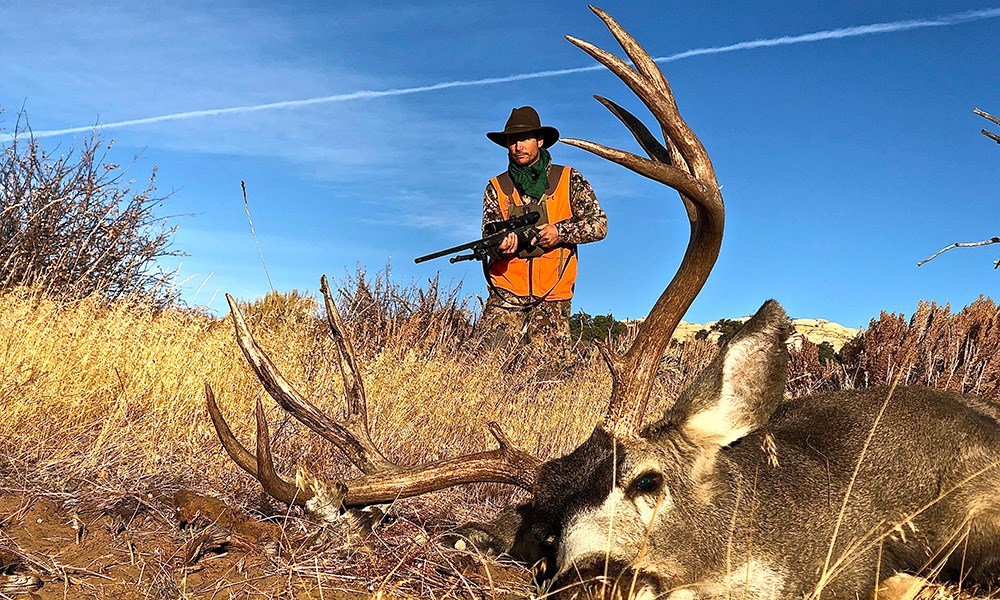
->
[[650, 300, 790, 448]]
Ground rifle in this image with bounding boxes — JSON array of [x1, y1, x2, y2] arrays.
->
[[414, 210, 542, 264]]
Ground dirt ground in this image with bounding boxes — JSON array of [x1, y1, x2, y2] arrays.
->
[[0, 487, 532, 599]]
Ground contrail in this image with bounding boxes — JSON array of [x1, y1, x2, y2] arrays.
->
[[4, 7, 998, 142]]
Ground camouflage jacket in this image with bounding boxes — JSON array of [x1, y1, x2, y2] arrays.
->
[[481, 167, 608, 245]]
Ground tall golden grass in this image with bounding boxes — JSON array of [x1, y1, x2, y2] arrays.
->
[[3, 277, 998, 503], [0, 274, 997, 597], [0, 274, 695, 518]]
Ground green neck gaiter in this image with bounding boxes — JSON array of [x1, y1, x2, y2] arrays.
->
[[508, 148, 551, 199]]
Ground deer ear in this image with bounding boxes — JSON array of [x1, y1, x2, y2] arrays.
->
[[652, 300, 790, 448]]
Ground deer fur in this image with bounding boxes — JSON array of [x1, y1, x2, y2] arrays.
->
[[459, 300, 1000, 598]]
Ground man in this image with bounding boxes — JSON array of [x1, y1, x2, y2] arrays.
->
[[478, 106, 607, 361]]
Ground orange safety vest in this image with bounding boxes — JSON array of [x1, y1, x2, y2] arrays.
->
[[487, 164, 578, 301]]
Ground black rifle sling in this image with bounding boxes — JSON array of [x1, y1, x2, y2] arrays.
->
[[485, 165, 576, 309]]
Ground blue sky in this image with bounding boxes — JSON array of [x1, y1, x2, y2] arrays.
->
[[2, 1, 998, 327]]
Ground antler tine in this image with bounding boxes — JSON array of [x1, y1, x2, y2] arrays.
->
[[205, 382, 259, 477], [208, 375, 540, 507], [593, 96, 673, 165], [566, 14, 716, 184], [319, 275, 368, 423], [225, 293, 394, 473], [210, 372, 539, 505], [560, 137, 706, 201], [332, 422, 540, 506], [565, 9, 725, 436], [587, 5, 691, 169], [587, 5, 669, 96], [586, 5, 714, 180], [211, 286, 542, 513], [205, 382, 314, 505], [592, 96, 698, 224], [558, 37, 707, 194], [254, 398, 312, 506], [593, 95, 695, 218]]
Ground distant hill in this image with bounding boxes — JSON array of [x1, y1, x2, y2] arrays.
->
[[674, 317, 859, 351]]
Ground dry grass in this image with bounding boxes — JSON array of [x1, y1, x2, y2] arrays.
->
[[0, 276, 713, 598], [0, 277, 997, 598]]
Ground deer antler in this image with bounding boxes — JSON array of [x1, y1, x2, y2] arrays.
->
[[563, 6, 725, 436], [206, 276, 540, 514], [208, 6, 723, 511]]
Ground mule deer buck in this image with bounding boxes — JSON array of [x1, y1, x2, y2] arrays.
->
[[206, 7, 1000, 598]]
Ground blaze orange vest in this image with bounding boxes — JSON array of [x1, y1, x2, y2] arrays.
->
[[487, 164, 578, 301]]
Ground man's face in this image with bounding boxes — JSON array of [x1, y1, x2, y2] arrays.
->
[[506, 133, 545, 166]]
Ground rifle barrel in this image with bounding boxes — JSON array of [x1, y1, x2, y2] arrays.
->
[[414, 243, 470, 264], [413, 225, 538, 264], [413, 232, 500, 264]]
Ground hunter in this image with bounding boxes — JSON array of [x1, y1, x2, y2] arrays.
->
[[479, 106, 607, 363]]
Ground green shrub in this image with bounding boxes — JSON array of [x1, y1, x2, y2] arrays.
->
[[570, 310, 628, 343]]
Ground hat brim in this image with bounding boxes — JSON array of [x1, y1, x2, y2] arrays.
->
[[487, 125, 560, 148]]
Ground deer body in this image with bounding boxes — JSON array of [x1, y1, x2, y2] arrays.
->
[[529, 302, 1000, 597]]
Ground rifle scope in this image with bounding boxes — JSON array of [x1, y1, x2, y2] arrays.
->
[[483, 210, 541, 235]]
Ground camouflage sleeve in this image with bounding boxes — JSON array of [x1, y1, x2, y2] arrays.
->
[[555, 168, 607, 245], [482, 181, 504, 235]]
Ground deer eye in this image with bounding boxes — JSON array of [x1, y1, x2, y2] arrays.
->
[[631, 472, 663, 496]]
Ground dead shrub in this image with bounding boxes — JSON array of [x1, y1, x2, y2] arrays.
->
[[840, 297, 1000, 399], [0, 118, 179, 304]]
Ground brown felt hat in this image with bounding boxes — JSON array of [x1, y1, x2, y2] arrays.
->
[[487, 106, 560, 148]]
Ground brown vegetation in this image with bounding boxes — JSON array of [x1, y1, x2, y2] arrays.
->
[[787, 296, 1000, 400], [0, 276, 997, 597]]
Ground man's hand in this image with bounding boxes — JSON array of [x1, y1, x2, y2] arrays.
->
[[536, 224, 560, 249], [497, 225, 556, 257], [498, 232, 518, 256]]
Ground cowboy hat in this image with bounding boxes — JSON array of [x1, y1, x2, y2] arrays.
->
[[486, 106, 560, 148]]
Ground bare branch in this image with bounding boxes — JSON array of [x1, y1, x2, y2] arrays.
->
[[974, 108, 1000, 144], [974, 107, 1000, 127], [982, 129, 1000, 145], [0, 125, 180, 304], [917, 237, 1000, 267]]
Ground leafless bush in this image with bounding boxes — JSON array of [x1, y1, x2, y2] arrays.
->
[[660, 298, 1000, 403], [329, 273, 1000, 404], [787, 336, 852, 397], [0, 117, 179, 304], [840, 296, 1000, 399], [336, 265, 475, 358]]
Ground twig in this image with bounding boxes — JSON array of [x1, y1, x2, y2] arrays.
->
[[974, 107, 1000, 127], [48, 561, 117, 582], [916, 237, 1000, 267], [974, 108, 1000, 144], [241, 180, 275, 292]]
